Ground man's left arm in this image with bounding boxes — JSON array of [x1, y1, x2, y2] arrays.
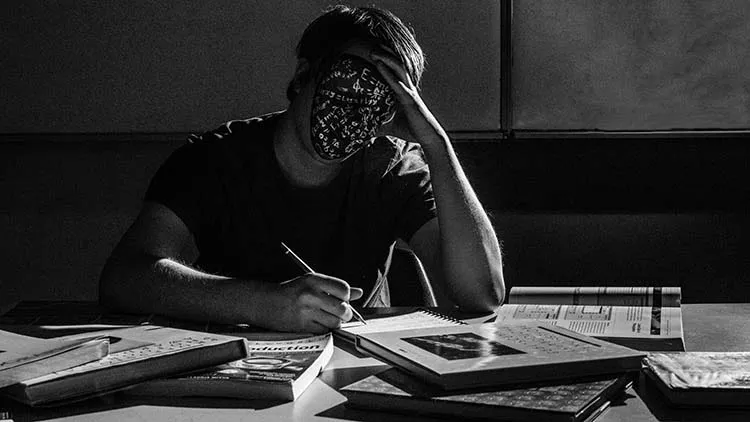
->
[[372, 51, 505, 311]]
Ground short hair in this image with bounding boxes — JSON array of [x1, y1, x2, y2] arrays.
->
[[286, 4, 426, 102]]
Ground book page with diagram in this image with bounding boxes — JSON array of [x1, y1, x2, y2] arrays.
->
[[495, 303, 682, 340]]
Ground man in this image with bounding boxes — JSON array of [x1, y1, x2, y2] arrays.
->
[[99, 5, 504, 334]]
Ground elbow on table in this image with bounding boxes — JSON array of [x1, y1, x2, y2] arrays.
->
[[454, 265, 505, 313], [481, 267, 506, 311]]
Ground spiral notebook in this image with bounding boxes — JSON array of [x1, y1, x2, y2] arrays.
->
[[335, 309, 466, 345]]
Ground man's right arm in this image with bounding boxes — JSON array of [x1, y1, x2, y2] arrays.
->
[[98, 202, 359, 333]]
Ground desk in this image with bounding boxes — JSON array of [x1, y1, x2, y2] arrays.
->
[[1, 303, 750, 421]]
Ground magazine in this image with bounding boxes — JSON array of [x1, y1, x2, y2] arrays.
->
[[495, 286, 685, 351]]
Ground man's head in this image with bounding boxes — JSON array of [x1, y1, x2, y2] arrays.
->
[[287, 5, 425, 102], [287, 5, 426, 161]]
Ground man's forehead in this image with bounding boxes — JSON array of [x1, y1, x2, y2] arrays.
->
[[321, 54, 391, 98], [327, 54, 380, 78]]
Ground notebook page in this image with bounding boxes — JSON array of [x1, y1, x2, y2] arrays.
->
[[340, 310, 463, 337]]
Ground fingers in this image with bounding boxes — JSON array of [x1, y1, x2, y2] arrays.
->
[[295, 295, 350, 333], [312, 305, 348, 331], [350, 287, 364, 301], [312, 273, 354, 301], [284, 273, 363, 331], [372, 60, 411, 103], [370, 49, 414, 88], [317, 288, 352, 320]]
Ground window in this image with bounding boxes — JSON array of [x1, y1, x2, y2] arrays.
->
[[510, 0, 750, 132]]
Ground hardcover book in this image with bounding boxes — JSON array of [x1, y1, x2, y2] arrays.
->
[[643, 352, 750, 407], [355, 322, 645, 390], [127, 333, 333, 401], [0, 325, 246, 406], [342, 368, 636, 422], [494, 286, 685, 351], [0, 329, 109, 388]]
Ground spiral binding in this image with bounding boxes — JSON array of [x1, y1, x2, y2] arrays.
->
[[418, 308, 467, 325]]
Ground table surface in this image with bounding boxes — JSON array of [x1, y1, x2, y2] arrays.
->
[[1, 302, 750, 422]]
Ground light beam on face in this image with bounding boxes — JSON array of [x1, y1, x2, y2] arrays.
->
[[310, 55, 396, 160]]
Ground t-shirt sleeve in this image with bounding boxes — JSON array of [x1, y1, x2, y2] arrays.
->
[[144, 133, 224, 236], [392, 143, 437, 243]]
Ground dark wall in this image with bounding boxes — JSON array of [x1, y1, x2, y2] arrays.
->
[[0, 0, 501, 133], [2, 136, 748, 305]]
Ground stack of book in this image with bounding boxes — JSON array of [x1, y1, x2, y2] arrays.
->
[[1, 286, 684, 419], [1, 329, 109, 389], [0, 325, 247, 406], [126, 332, 334, 401], [337, 286, 688, 421], [335, 302, 648, 422], [1, 310, 335, 407]]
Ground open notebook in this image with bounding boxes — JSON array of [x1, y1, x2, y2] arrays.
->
[[335, 309, 466, 345]]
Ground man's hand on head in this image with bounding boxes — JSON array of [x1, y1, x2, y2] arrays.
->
[[370, 48, 449, 149]]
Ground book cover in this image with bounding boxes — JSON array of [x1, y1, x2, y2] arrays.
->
[[127, 333, 333, 401], [0, 330, 109, 388], [0, 325, 246, 407], [342, 368, 635, 422], [356, 322, 645, 390], [495, 286, 685, 351], [643, 352, 750, 407]]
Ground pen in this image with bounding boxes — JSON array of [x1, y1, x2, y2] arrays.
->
[[281, 242, 367, 325]]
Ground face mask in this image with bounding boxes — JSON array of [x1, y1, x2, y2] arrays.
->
[[310, 55, 396, 160]]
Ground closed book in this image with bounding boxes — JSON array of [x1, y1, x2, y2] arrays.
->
[[127, 333, 333, 401], [643, 352, 750, 407], [342, 368, 636, 422], [355, 322, 645, 390], [0, 325, 246, 407], [0, 330, 109, 388]]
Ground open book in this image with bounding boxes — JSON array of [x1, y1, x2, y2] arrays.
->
[[342, 368, 635, 422], [0, 329, 109, 388], [643, 352, 750, 407], [495, 287, 685, 351], [0, 325, 246, 406], [127, 333, 334, 401], [355, 322, 645, 390]]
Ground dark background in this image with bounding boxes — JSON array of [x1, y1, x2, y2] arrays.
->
[[2, 1, 748, 305]]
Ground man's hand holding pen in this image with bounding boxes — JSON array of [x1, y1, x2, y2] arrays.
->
[[271, 242, 366, 334]]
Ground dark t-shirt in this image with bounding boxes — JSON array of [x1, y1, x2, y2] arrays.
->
[[145, 111, 436, 306]]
